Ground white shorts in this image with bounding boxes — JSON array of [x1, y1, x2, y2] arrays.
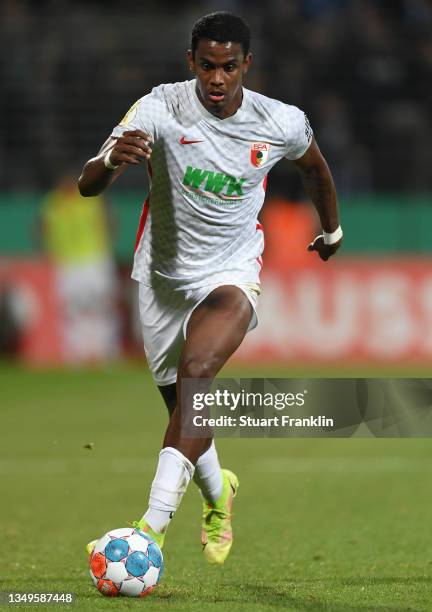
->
[[138, 282, 260, 385]]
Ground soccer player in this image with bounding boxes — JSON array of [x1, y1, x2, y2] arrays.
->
[[79, 12, 342, 565]]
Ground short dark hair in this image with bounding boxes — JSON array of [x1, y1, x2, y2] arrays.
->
[[191, 12, 250, 58]]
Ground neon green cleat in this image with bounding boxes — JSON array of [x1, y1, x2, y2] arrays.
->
[[86, 539, 98, 556], [131, 519, 165, 549], [85, 520, 165, 558], [201, 469, 239, 565]]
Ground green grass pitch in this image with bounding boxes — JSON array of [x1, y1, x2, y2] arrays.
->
[[1, 362, 432, 611]]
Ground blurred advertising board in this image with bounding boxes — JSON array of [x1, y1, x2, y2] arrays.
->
[[0, 257, 120, 365], [2, 257, 432, 365], [237, 258, 432, 363], [0, 259, 62, 363]]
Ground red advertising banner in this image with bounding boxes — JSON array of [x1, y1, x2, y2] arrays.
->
[[0, 259, 62, 363], [3, 256, 432, 365], [236, 258, 432, 363]]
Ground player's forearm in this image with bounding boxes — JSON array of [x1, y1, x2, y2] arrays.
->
[[300, 164, 339, 232], [78, 130, 151, 196], [78, 156, 120, 197]]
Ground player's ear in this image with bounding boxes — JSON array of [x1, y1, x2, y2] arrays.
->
[[186, 50, 194, 72], [243, 52, 252, 75]]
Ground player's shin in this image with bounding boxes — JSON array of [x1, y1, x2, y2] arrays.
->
[[193, 440, 223, 503], [142, 447, 194, 534]]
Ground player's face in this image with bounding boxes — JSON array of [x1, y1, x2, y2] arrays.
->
[[188, 39, 252, 119]]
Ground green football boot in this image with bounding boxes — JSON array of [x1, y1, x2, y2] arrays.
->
[[86, 539, 98, 557], [201, 469, 239, 565], [131, 519, 165, 549]]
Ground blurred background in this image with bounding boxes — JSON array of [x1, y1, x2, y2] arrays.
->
[[1, 0, 431, 368]]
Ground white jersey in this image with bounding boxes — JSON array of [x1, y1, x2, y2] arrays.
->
[[111, 79, 312, 289]]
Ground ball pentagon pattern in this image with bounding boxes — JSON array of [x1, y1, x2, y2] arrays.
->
[[89, 528, 163, 598]]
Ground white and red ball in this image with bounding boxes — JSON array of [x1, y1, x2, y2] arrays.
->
[[89, 527, 163, 597]]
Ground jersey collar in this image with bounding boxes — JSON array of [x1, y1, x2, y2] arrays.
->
[[190, 79, 249, 124]]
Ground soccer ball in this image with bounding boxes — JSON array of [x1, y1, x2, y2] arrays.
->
[[89, 527, 164, 597]]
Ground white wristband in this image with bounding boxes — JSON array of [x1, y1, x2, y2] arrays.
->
[[323, 225, 343, 245], [103, 150, 120, 171]]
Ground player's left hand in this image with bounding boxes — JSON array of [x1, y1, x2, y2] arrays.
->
[[307, 235, 342, 261]]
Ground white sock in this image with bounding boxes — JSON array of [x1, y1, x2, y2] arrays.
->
[[193, 441, 223, 504], [143, 447, 194, 533]]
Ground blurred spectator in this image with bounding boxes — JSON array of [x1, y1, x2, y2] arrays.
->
[[0, 280, 21, 357], [0, 0, 431, 193], [314, 94, 372, 193], [39, 174, 119, 362], [261, 199, 316, 268]]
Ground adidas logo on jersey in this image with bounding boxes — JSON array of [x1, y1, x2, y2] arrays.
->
[[183, 165, 246, 197]]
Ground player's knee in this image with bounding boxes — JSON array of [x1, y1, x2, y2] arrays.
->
[[180, 355, 220, 380]]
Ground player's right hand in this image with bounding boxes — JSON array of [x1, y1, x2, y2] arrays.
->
[[108, 129, 152, 166]]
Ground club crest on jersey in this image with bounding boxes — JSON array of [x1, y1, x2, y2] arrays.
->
[[250, 142, 270, 167]]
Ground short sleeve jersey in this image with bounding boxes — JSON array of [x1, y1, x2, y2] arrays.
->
[[111, 79, 312, 289]]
